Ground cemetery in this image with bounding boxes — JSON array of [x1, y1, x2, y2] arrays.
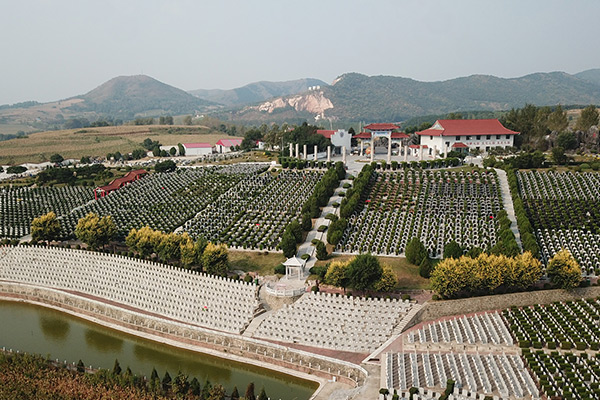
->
[[517, 170, 600, 274], [335, 168, 502, 258]]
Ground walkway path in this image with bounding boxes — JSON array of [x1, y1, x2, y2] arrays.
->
[[494, 168, 522, 250]]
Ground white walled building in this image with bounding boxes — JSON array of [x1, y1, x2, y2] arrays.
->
[[182, 143, 213, 156], [416, 119, 519, 157], [215, 138, 243, 153], [316, 129, 352, 153]]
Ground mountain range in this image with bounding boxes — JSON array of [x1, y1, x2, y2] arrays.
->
[[2, 69, 600, 132]]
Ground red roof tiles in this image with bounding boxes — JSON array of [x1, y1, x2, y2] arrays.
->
[[364, 123, 401, 131], [416, 119, 519, 137]]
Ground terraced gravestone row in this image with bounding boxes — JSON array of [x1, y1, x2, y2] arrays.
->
[[336, 169, 502, 257], [184, 169, 323, 250], [517, 170, 600, 274], [61, 164, 268, 239], [0, 185, 92, 239]]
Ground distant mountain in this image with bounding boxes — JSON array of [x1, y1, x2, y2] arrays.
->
[[67, 75, 217, 119], [575, 68, 600, 87], [220, 71, 600, 124], [189, 78, 327, 106]]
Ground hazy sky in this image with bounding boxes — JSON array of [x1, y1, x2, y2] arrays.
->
[[1, 0, 599, 105]]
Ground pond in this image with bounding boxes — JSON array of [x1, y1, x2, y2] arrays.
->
[[0, 300, 317, 400]]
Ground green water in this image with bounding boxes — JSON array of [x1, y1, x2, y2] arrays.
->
[[0, 300, 317, 400]]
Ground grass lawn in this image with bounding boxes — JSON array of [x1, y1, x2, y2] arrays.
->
[[228, 250, 285, 276], [314, 254, 431, 290]]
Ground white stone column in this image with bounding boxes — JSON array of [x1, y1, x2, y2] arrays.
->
[[370, 143, 374, 163], [327, 146, 331, 163], [419, 146, 424, 161], [303, 144, 307, 160], [295, 143, 299, 160], [387, 136, 392, 164], [360, 141, 364, 157], [314, 145, 318, 161], [433, 145, 438, 159], [289, 143, 293, 157], [404, 144, 408, 162], [342, 146, 346, 164]]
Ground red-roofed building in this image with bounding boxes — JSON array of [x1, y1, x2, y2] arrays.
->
[[215, 138, 243, 153], [94, 169, 147, 200], [356, 122, 407, 162], [416, 119, 519, 156], [182, 142, 213, 156]]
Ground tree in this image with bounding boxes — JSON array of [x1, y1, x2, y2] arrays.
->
[[325, 260, 350, 291], [301, 213, 312, 231], [6, 165, 27, 174], [443, 241, 463, 259], [112, 359, 122, 376], [547, 105, 568, 132], [556, 131, 578, 150], [80, 156, 91, 164], [347, 253, 383, 292], [178, 143, 185, 156], [31, 212, 61, 243], [315, 240, 328, 260], [547, 249, 582, 289], [245, 382, 256, 400], [374, 265, 397, 292], [208, 385, 226, 400], [257, 387, 268, 400], [180, 236, 206, 268], [419, 257, 432, 278], [230, 386, 240, 400], [169, 147, 177, 156], [287, 220, 303, 243], [189, 377, 201, 396], [155, 159, 176, 173], [201, 243, 229, 276], [551, 146, 568, 165], [279, 231, 297, 258], [162, 370, 172, 392], [75, 213, 116, 250], [183, 115, 193, 125], [576, 105, 599, 131], [405, 237, 428, 265]]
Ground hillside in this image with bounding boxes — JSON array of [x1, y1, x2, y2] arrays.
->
[[68, 75, 217, 119], [220, 71, 600, 124], [189, 78, 327, 106], [575, 68, 600, 86]]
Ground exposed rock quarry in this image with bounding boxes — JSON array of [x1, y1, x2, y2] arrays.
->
[[255, 91, 333, 114]]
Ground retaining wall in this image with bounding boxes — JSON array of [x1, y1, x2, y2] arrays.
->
[[0, 281, 367, 388]]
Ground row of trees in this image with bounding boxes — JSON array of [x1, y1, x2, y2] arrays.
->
[[323, 253, 397, 293], [430, 252, 543, 298], [125, 226, 228, 275], [32, 212, 116, 249], [505, 168, 540, 257]]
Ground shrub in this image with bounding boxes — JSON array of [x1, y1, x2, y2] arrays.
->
[[309, 265, 327, 279], [274, 264, 286, 274], [317, 225, 328, 232], [405, 237, 427, 265], [561, 341, 572, 350], [519, 340, 531, 348], [315, 240, 328, 260]]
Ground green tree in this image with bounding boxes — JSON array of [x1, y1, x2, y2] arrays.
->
[[575, 105, 599, 131], [257, 387, 268, 400], [556, 131, 578, 150], [178, 143, 185, 156], [6, 165, 27, 174], [419, 256, 432, 278], [201, 243, 229, 276], [405, 237, 428, 265], [162, 370, 172, 392], [31, 211, 61, 243], [230, 386, 240, 400], [301, 213, 312, 231], [173, 370, 189, 397], [112, 359, 122, 376], [169, 146, 177, 156], [347, 253, 383, 292], [443, 241, 463, 259], [155, 159, 176, 173], [547, 249, 582, 289], [315, 240, 328, 260], [183, 115, 193, 125], [149, 368, 160, 392], [75, 213, 116, 250], [287, 220, 303, 244], [80, 156, 91, 164], [547, 105, 568, 132], [208, 385, 226, 400], [189, 377, 201, 396], [279, 231, 297, 258], [50, 153, 64, 164], [551, 146, 568, 165]]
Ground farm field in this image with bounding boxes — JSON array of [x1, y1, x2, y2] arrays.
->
[[0, 125, 240, 165], [517, 170, 600, 275]]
